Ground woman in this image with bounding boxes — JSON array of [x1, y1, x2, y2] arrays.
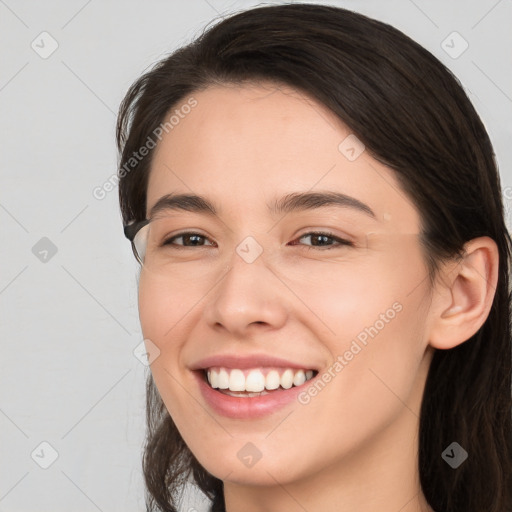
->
[[116, 3, 512, 511]]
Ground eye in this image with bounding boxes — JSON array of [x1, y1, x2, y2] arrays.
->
[[163, 232, 215, 248], [290, 231, 354, 250], [161, 231, 354, 250]]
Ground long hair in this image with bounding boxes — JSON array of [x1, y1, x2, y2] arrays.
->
[[115, 4, 512, 511]]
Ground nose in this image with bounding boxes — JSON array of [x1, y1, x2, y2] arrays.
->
[[202, 247, 290, 337]]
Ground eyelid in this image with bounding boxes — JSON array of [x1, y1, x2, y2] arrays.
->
[[294, 227, 355, 244], [164, 231, 216, 246], [293, 231, 354, 249]]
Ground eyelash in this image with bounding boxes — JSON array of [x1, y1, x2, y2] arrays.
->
[[162, 231, 354, 251]]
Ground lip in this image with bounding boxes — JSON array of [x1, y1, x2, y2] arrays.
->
[[189, 353, 320, 372], [192, 369, 319, 419]]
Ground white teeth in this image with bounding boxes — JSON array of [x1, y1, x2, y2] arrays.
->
[[206, 367, 316, 393], [229, 369, 246, 391], [280, 369, 294, 389], [265, 370, 280, 390], [218, 368, 230, 389], [246, 369, 266, 392], [209, 369, 219, 388], [293, 369, 306, 387]]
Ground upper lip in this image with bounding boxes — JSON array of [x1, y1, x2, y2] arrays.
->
[[189, 353, 320, 371]]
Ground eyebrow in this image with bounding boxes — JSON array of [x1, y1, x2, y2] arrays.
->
[[148, 191, 376, 220]]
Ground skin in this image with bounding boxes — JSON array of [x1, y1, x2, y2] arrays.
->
[[137, 82, 499, 512]]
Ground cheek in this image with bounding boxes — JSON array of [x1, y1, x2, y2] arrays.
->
[[138, 275, 167, 339], [137, 273, 205, 418], [137, 270, 202, 340], [286, 283, 429, 476], [324, 252, 429, 424], [292, 241, 429, 407], [285, 258, 408, 342]]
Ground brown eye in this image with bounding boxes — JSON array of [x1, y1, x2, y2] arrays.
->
[[291, 231, 354, 250], [160, 231, 353, 251], [163, 232, 215, 247]]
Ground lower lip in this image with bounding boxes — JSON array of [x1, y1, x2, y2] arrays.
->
[[192, 370, 315, 419]]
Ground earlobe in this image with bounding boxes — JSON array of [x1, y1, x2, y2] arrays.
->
[[428, 236, 499, 350]]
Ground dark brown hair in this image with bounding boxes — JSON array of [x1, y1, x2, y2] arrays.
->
[[116, 4, 512, 511]]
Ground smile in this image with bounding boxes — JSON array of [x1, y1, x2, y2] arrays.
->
[[204, 367, 317, 396], [193, 367, 320, 419]]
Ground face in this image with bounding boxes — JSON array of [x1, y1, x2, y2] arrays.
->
[[138, 82, 435, 487]]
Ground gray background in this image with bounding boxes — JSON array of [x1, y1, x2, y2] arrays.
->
[[1, 1, 510, 511]]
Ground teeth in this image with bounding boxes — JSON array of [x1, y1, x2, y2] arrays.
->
[[266, 370, 280, 390], [206, 367, 316, 392], [246, 369, 266, 392], [218, 368, 230, 389], [293, 369, 306, 387], [281, 369, 294, 389], [229, 369, 246, 391]]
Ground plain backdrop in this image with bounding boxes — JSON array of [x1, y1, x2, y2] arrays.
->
[[1, 1, 511, 511]]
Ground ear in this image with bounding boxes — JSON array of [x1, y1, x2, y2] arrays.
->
[[428, 236, 499, 350]]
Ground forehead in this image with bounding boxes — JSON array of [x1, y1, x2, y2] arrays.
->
[[146, 82, 420, 233]]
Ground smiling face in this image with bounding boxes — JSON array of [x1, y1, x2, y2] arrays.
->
[[138, 81, 436, 494]]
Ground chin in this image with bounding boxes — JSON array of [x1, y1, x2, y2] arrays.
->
[[195, 446, 312, 488]]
